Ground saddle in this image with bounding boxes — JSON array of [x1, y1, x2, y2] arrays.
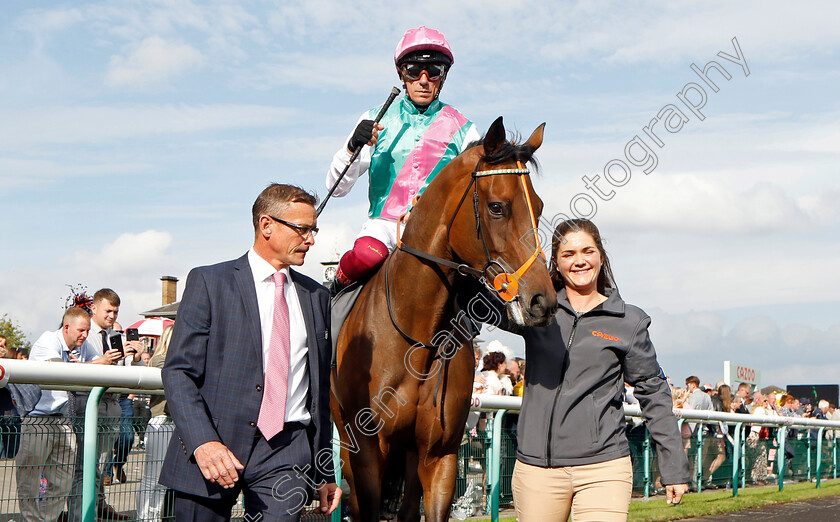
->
[[330, 281, 364, 369]]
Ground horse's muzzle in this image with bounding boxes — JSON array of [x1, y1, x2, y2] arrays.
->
[[527, 292, 556, 326]]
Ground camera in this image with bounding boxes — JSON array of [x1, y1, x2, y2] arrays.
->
[[126, 328, 140, 342], [109, 333, 124, 356]]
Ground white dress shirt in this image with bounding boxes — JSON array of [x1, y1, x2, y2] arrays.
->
[[28, 329, 94, 415], [248, 248, 311, 425], [88, 321, 143, 367]]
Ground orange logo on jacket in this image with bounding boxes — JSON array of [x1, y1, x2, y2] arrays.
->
[[592, 330, 620, 342]]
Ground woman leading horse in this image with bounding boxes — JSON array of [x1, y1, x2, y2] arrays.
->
[[331, 117, 556, 522]]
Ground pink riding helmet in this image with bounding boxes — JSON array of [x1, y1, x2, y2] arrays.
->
[[394, 26, 454, 66]]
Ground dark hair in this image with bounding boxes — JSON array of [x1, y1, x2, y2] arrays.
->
[[549, 219, 616, 293], [252, 184, 318, 231], [93, 288, 120, 307], [718, 384, 732, 411], [685, 376, 700, 387], [481, 352, 506, 372]]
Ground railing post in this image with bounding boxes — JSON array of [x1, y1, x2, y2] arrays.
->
[[806, 430, 812, 482], [695, 422, 705, 492], [643, 426, 651, 499], [331, 424, 342, 522], [777, 426, 787, 491], [487, 409, 507, 522], [731, 423, 742, 497], [834, 434, 837, 480], [740, 428, 747, 490], [816, 427, 825, 489], [83, 386, 106, 522]]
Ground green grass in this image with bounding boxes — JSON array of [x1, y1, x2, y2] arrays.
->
[[629, 479, 840, 521], [470, 479, 840, 521]]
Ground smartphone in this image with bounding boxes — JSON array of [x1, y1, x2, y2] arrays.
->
[[126, 328, 140, 342], [109, 333, 124, 356]]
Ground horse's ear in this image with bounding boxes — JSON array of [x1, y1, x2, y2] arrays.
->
[[484, 116, 506, 155], [526, 122, 546, 152]]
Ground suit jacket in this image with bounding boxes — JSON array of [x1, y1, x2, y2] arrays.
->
[[159, 253, 334, 498]]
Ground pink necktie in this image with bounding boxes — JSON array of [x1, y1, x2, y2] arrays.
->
[[257, 271, 290, 440]]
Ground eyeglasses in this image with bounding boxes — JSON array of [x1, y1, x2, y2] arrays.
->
[[268, 215, 319, 238], [400, 63, 446, 81]]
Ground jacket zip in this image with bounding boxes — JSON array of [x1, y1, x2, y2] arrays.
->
[[544, 313, 580, 466]]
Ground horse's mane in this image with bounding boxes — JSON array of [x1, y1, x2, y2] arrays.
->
[[465, 134, 540, 172]]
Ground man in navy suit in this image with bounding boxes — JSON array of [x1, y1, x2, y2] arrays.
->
[[161, 184, 341, 521]]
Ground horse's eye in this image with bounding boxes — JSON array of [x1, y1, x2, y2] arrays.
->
[[488, 202, 505, 216]]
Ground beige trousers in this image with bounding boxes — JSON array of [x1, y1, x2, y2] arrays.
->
[[15, 416, 77, 522], [512, 455, 633, 522]]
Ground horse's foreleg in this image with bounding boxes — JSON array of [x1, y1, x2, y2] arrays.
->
[[397, 450, 421, 522], [417, 452, 459, 522], [346, 434, 386, 522]]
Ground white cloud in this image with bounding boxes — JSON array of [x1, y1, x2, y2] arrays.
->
[[0, 157, 152, 190], [0, 104, 297, 148], [75, 230, 173, 275], [105, 35, 204, 88]]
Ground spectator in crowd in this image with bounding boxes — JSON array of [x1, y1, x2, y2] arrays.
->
[[137, 324, 175, 521], [672, 388, 692, 452], [68, 288, 144, 522], [779, 394, 800, 476], [684, 376, 713, 489], [686, 376, 712, 410], [746, 392, 770, 484], [15, 308, 94, 521], [474, 352, 512, 396], [0, 339, 23, 459], [705, 384, 732, 488], [513, 359, 525, 397], [734, 383, 751, 414], [685, 376, 712, 435], [473, 343, 482, 376], [829, 403, 840, 440], [133, 394, 152, 450]]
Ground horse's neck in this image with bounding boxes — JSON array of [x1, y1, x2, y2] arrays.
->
[[389, 235, 459, 330]]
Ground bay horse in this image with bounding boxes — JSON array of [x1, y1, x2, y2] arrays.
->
[[331, 117, 556, 521]]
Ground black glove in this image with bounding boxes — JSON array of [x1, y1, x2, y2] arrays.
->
[[347, 119, 375, 152]]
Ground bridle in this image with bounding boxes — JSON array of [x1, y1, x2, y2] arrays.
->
[[385, 158, 546, 351]]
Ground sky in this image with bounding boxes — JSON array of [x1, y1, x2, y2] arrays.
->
[[0, 1, 838, 389]]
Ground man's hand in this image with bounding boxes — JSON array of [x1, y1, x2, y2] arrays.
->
[[666, 483, 689, 505], [347, 120, 384, 153], [91, 349, 122, 365], [316, 482, 341, 514], [124, 340, 145, 362], [194, 441, 244, 489]]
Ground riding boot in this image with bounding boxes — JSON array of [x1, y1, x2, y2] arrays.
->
[[329, 278, 346, 297]]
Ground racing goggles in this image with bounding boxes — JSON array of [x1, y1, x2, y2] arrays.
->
[[400, 63, 447, 81]]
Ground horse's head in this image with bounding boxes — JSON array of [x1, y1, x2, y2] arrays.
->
[[442, 117, 557, 327]]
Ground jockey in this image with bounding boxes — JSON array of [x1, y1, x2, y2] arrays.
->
[[326, 26, 481, 289]]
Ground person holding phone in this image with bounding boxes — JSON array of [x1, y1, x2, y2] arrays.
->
[[67, 288, 144, 522]]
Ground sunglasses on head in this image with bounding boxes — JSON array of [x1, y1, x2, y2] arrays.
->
[[400, 63, 446, 81]]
